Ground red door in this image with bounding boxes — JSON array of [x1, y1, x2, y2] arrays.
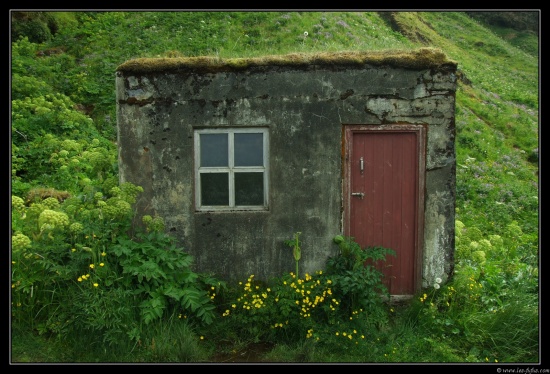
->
[[344, 125, 425, 296]]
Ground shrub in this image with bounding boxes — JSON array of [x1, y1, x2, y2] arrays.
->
[[215, 235, 395, 351]]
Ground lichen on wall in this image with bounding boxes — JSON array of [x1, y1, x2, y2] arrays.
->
[[422, 188, 455, 287]]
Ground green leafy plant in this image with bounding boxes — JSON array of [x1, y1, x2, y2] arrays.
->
[[11, 178, 224, 349], [216, 234, 396, 350], [328, 235, 395, 317], [111, 230, 223, 326], [284, 231, 301, 278]]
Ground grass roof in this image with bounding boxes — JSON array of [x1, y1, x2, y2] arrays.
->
[[117, 47, 458, 74]]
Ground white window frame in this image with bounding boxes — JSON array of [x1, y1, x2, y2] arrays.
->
[[194, 128, 269, 211]]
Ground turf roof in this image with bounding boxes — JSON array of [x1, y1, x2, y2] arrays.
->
[[117, 47, 457, 74]]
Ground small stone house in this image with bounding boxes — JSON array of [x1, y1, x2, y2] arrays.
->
[[116, 47, 458, 297]]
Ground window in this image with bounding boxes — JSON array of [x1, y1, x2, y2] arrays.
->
[[194, 128, 269, 211]]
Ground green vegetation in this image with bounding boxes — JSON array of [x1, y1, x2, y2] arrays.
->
[[10, 11, 538, 363]]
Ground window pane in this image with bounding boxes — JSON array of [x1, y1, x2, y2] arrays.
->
[[235, 133, 263, 166], [201, 173, 229, 205], [235, 172, 264, 205], [200, 134, 228, 167]]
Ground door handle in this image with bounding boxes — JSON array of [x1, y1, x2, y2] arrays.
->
[[351, 192, 365, 199]]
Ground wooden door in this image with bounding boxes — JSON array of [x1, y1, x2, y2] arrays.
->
[[343, 125, 425, 296]]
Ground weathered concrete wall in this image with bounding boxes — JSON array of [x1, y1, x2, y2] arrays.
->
[[116, 49, 457, 290]]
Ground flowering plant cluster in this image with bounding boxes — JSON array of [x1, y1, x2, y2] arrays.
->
[[222, 271, 345, 342], [217, 236, 396, 348]]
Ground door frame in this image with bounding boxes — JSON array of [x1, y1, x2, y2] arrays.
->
[[342, 124, 427, 295]]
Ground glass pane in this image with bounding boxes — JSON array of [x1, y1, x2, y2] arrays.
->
[[235, 133, 263, 166], [201, 173, 228, 205], [235, 172, 264, 205], [200, 134, 228, 167]]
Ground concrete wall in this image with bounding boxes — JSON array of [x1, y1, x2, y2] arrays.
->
[[116, 50, 457, 289]]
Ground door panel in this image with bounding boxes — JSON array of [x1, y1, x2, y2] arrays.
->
[[345, 126, 422, 296]]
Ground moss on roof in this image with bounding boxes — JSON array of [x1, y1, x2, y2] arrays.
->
[[116, 47, 457, 74]]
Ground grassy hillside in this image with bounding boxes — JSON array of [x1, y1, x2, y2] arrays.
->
[[10, 11, 539, 363], [12, 9, 539, 243]]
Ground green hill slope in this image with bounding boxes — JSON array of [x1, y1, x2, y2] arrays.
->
[[12, 10, 538, 232]]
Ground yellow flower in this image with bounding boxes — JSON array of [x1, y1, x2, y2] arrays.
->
[[101, 252, 106, 257], [77, 277, 83, 282], [71, 248, 76, 252], [93, 283, 98, 287], [89, 264, 95, 269], [200, 336, 204, 340], [99, 263, 104, 267]]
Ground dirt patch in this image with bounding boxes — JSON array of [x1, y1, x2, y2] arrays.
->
[[210, 342, 276, 363]]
